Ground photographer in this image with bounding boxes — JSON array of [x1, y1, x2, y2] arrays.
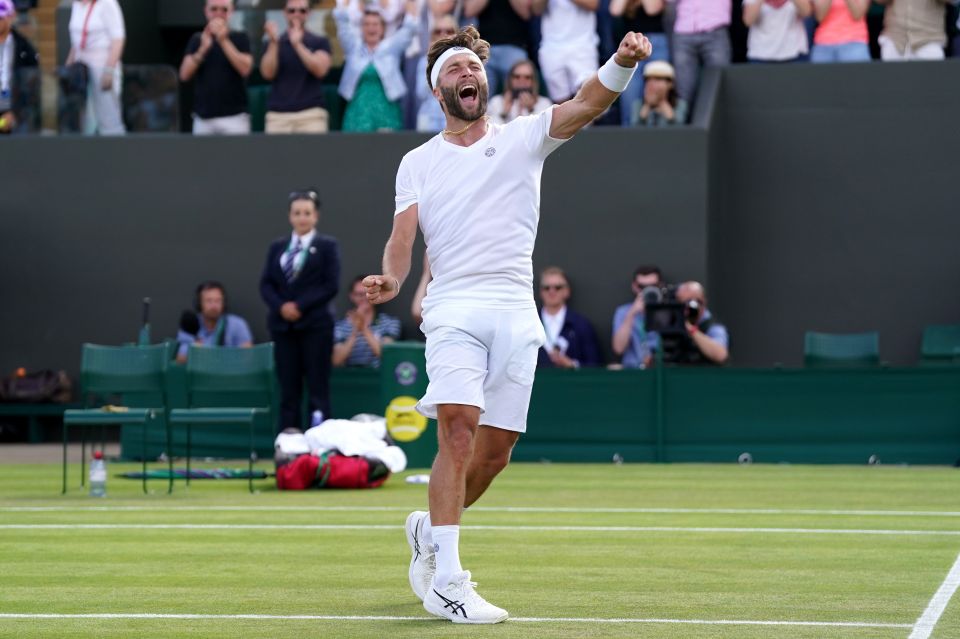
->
[[487, 59, 552, 125], [648, 281, 729, 366], [611, 265, 662, 369]]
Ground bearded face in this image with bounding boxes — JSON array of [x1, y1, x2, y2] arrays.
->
[[438, 72, 489, 122]]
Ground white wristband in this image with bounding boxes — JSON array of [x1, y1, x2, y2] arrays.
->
[[597, 55, 637, 93]]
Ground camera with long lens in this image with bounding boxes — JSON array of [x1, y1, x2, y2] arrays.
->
[[643, 286, 706, 364], [642, 286, 700, 335]]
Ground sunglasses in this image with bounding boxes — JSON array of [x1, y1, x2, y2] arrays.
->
[[432, 28, 456, 35], [511, 73, 533, 80], [286, 7, 308, 13], [207, 5, 230, 13], [541, 284, 567, 291]]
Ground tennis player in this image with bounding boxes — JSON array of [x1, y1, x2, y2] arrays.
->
[[363, 27, 652, 624]]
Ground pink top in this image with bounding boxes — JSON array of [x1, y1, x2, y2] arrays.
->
[[673, 0, 732, 35], [814, 0, 868, 45]]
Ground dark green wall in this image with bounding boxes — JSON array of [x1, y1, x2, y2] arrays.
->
[[3, 62, 959, 377], [0, 128, 706, 378], [708, 61, 960, 367]]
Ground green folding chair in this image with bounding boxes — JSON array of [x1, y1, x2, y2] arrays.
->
[[62, 343, 171, 495], [920, 324, 960, 365], [169, 343, 274, 493], [804, 331, 880, 368]]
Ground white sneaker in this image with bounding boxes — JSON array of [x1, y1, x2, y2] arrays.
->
[[405, 510, 435, 601], [423, 571, 509, 624]]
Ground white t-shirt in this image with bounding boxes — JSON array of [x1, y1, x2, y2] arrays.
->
[[743, 0, 809, 61], [69, 0, 126, 69], [395, 107, 567, 313], [539, 0, 599, 52]]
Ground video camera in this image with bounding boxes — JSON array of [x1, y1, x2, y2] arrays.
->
[[641, 285, 702, 336]]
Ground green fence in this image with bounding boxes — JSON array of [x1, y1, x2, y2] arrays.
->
[[119, 343, 960, 465]]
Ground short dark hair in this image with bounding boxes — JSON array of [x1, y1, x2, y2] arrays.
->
[[425, 26, 491, 90], [289, 188, 321, 209], [633, 265, 662, 281]]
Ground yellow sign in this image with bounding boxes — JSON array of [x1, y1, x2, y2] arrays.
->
[[386, 396, 428, 442]]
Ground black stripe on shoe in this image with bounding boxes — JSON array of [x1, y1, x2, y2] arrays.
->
[[432, 590, 467, 618]]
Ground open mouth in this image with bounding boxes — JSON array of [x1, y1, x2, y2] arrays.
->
[[458, 84, 479, 105]]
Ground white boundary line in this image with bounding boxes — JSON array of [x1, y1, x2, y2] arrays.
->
[[1, 523, 959, 536], [908, 552, 960, 639], [0, 613, 913, 628], [3, 505, 960, 516]]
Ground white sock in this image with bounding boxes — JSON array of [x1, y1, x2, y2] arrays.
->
[[421, 512, 433, 546], [431, 525, 462, 588]]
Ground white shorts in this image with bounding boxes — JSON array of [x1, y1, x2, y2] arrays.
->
[[539, 45, 599, 102], [417, 305, 545, 433]]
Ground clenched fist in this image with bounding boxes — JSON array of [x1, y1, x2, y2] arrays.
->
[[614, 32, 652, 67], [362, 274, 400, 304]]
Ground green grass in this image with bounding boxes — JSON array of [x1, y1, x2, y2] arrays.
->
[[1, 461, 959, 638]]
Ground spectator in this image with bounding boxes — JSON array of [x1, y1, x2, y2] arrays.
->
[[741, 0, 812, 63], [653, 280, 729, 365], [260, 189, 341, 431], [874, 0, 949, 61], [345, 0, 408, 37], [260, 0, 333, 133], [175, 281, 254, 364], [611, 265, 662, 369], [810, 0, 871, 63], [609, 0, 668, 127], [333, 276, 402, 367], [464, 0, 532, 94], [486, 59, 552, 124], [335, 0, 419, 132], [415, 13, 457, 132], [0, 0, 39, 135], [632, 60, 686, 126], [537, 267, 602, 369], [670, 0, 731, 108], [66, 0, 126, 135], [179, 0, 253, 135], [532, 0, 599, 103]]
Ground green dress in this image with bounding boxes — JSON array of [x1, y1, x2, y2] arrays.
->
[[342, 64, 403, 133]]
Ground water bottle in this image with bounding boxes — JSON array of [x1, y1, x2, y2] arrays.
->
[[89, 451, 107, 498]]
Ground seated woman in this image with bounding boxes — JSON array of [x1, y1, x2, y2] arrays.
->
[[334, 0, 418, 132], [631, 61, 687, 127], [333, 276, 402, 367]]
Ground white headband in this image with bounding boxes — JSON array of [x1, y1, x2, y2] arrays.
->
[[430, 46, 483, 89]]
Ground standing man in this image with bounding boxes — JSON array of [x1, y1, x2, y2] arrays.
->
[[363, 26, 651, 623], [0, 0, 40, 135], [260, 0, 333, 133], [179, 0, 253, 135]]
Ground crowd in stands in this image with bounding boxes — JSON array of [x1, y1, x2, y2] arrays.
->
[[2, 0, 959, 135]]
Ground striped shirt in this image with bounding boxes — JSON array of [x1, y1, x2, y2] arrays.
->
[[333, 313, 402, 367]]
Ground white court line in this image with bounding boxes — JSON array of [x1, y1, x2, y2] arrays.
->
[[0, 613, 913, 628], [3, 505, 960, 517], [1, 524, 959, 536], [908, 552, 960, 639]]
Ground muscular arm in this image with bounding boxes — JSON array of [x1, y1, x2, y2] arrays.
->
[[550, 32, 650, 139], [364, 204, 419, 304], [792, 0, 813, 18], [293, 42, 332, 78], [260, 38, 279, 80]]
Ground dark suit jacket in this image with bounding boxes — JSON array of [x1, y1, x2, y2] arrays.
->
[[537, 307, 602, 368], [259, 233, 341, 333]]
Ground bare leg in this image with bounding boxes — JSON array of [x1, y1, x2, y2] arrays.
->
[[464, 426, 519, 508], [429, 403, 481, 526]]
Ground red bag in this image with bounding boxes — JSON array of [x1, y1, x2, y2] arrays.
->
[[276, 453, 390, 490], [276, 454, 321, 490]]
